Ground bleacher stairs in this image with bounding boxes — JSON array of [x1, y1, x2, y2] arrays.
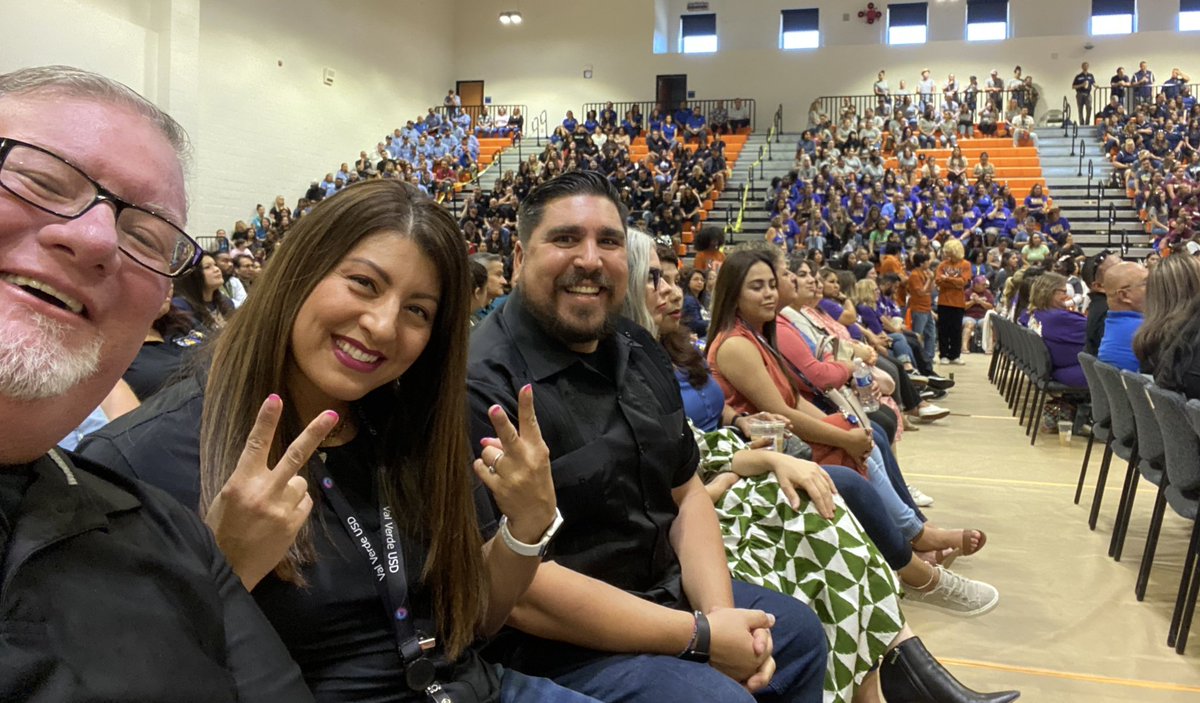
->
[[1036, 134, 1149, 258]]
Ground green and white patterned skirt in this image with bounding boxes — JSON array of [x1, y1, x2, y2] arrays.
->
[[696, 427, 905, 703]]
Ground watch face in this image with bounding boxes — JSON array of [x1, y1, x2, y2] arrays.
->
[[405, 658, 436, 691]]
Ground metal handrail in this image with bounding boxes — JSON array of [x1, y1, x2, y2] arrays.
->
[[1077, 140, 1086, 177], [1086, 81, 1200, 121], [1097, 183, 1105, 220], [812, 87, 1044, 129], [581, 98, 757, 132], [773, 104, 783, 143], [1106, 203, 1117, 249], [758, 145, 766, 180], [537, 109, 549, 145], [729, 121, 779, 235], [1061, 96, 1071, 136], [1086, 159, 1094, 198]]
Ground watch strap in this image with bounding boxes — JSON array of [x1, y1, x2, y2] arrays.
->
[[498, 508, 563, 557], [678, 611, 711, 664]]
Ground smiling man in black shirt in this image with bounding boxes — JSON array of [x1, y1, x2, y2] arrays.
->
[[467, 171, 826, 702]]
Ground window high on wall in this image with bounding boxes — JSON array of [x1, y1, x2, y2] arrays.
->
[[966, 0, 1008, 41], [888, 2, 928, 45], [681, 13, 717, 54], [1182, 0, 1200, 31], [780, 8, 820, 49], [1091, 0, 1136, 35]]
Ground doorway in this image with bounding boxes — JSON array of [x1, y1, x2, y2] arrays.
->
[[656, 74, 687, 113], [456, 80, 485, 123]]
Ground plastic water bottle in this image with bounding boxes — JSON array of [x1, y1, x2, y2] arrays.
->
[[853, 359, 880, 413]]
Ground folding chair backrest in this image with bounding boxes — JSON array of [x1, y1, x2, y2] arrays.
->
[[1123, 371, 1164, 469], [1151, 387, 1200, 494], [1077, 353, 1110, 426], [1095, 361, 1137, 447]]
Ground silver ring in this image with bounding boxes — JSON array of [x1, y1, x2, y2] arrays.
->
[[488, 451, 505, 474]]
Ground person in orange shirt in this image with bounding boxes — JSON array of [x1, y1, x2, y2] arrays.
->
[[691, 225, 726, 272], [907, 251, 936, 366], [879, 242, 908, 307], [935, 239, 973, 364]]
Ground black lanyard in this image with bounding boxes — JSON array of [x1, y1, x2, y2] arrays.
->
[[311, 454, 451, 702]]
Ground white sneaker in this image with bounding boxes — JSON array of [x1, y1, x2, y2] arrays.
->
[[908, 485, 934, 507], [939, 357, 949, 365], [917, 404, 951, 421], [950, 357, 967, 365], [904, 566, 1000, 617]]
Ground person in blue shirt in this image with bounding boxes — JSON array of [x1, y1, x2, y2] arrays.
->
[[673, 100, 691, 127], [599, 102, 618, 129], [561, 110, 578, 133], [1024, 184, 1048, 224], [660, 114, 678, 143], [1133, 61, 1155, 105], [620, 111, 640, 139], [685, 107, 706, 141], [1043, 207, 1071, 246], [1098, 262, 1147, 371], [582, 110, 599, 133], [424, 107, 443, 130]]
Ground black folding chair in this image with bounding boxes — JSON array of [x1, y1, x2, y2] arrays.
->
[[1148, 388, 1200, 653], [1076, 353, 1112, 506], [1090, 361, 1138, 539]]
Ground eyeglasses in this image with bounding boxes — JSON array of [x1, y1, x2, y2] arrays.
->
[[648, 267, 663, 289], [0, 137, 201, 277]]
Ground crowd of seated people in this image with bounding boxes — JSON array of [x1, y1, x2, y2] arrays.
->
[[7, 61, 1042, 703], [1092, 60, 1200, 256], [806, 66, 1044, 159]]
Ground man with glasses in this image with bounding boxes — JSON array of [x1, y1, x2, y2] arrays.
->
[[1097, 262, 1148, 372], [0, 66, 312, 700]]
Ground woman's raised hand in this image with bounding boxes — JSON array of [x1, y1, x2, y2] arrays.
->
[[206, 394, 337, 591], [474, 385, 558, 545]]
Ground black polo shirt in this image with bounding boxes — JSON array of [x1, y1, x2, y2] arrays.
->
[[0, 449, 311, 702], [467, 290, 698, 677]]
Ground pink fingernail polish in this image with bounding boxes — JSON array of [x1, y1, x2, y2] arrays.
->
[[267, 393, 280, 403], [521, 384, 532, 393], [325, 411, 339, 422], [490, 405, 502, 416]]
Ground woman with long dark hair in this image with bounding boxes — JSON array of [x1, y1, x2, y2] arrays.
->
[[174, 252, 235, 332], [80, 181, 597, 703], [640, 241, 1017, 703]]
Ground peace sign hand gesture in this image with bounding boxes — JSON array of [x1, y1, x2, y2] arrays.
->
[[474, 385, 558, 545], [205, 394, 339, 590]]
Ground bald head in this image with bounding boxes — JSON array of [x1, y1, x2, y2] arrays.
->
[[1093, 254, 1122, 292], [1106, 262, 1148, 312]]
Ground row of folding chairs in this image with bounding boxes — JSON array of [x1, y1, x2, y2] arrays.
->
[[986, 314, 1088, 445], [1074, 353, 1200, 655]]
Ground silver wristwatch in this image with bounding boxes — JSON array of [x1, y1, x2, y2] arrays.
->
[[498, 509, 563, 557]]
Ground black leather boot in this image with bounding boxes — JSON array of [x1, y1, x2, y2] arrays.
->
[[879, 637, 1020, 703]]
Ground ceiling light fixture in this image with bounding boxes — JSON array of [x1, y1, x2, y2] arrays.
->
[[499, 11, 522, 25]]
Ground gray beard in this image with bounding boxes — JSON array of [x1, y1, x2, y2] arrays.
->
[[0, 309, 103, 401]]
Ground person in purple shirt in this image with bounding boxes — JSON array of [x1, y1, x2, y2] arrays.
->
[[1029, 272, 1087, 387]]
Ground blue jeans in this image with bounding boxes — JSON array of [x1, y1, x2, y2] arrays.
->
[[823, 465, 912, 570], [886, 332, 915, 366], [861, 424, 925, 542], [499, 667, 604, 702], [552, 581, 827, 702], [910, 310, 937, 364]]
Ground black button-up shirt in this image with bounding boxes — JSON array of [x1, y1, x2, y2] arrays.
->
[[467, 290, 699, 676], [0, 450, 311, 702]]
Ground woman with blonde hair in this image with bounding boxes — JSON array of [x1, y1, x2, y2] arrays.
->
[[935, 239, 972, 364], [80, 180, 597, 702]]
